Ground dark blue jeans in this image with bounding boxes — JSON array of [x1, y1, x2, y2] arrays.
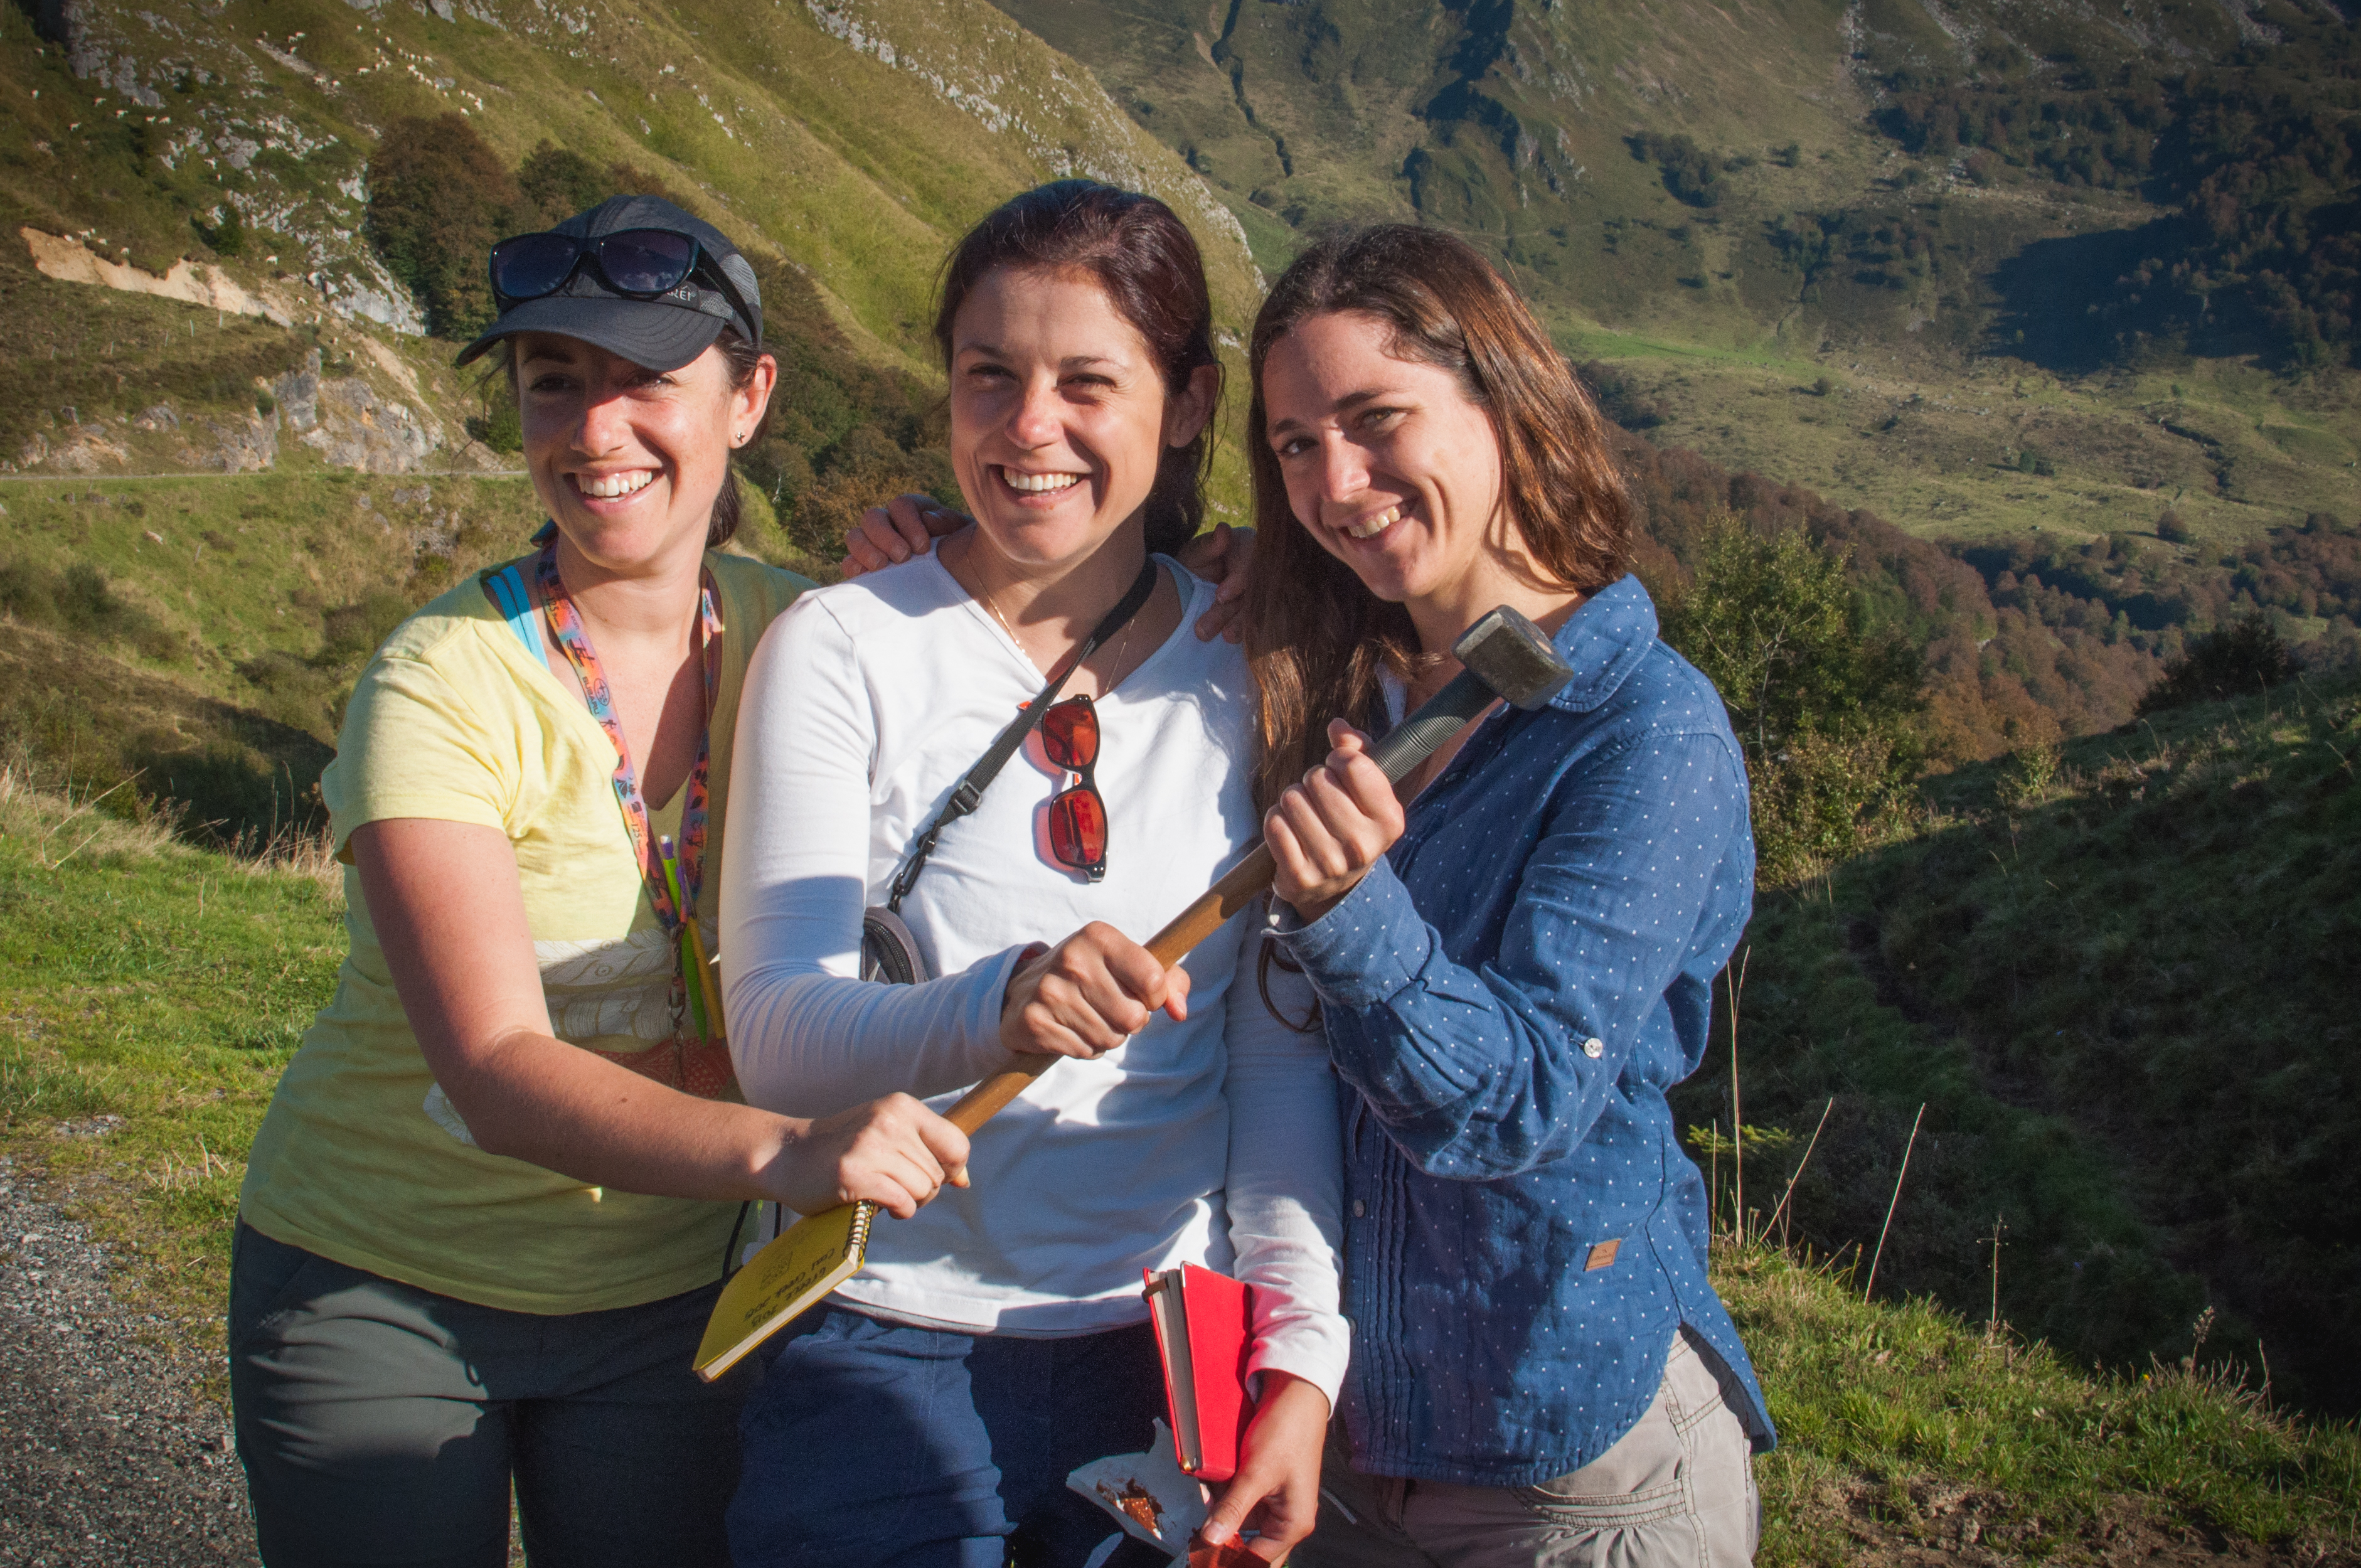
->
[[728, 1306, 1175, 1568]]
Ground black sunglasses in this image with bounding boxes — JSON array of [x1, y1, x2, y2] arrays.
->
[[488, 227, 755, 335]]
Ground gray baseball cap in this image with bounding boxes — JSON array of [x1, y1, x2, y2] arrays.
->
[[455, 194, 762, 370]]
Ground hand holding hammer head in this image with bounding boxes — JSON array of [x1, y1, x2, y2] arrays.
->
[[1268, 603, 1572, 921]]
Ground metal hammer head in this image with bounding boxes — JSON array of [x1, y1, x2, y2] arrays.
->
[[1451, 605, 1574, 710]]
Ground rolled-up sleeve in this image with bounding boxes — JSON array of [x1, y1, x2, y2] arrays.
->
[[1279, 727, 1748, 1180]]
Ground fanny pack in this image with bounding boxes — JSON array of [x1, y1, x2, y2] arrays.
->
[[858, 559, 1158, 988]]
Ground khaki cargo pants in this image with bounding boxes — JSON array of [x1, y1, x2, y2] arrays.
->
[[1292, 1329, 1759, 1568]]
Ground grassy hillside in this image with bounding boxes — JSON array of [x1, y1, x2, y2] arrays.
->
[[991, 0, 2361, 562], [1671, 668, 2361, 1415], [2, 773, 2357, 1564], [0, 0, 1272, 833], [6, 0, 2360, 1458]]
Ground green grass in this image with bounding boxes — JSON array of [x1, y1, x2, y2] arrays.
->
[[0, 770, 344, 1370], [1689, 669, 2361, 1416], [1557, 342, 2359, 552], [1729, 1245, 2361, 1564], [3, 764, 2358, 1560]]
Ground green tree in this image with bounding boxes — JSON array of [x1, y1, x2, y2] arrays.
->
[[365, 114, 523, 339], [2136, 614, 2298, 713], [516, 142, 614, 226], [1660, 515, 1925, 884]]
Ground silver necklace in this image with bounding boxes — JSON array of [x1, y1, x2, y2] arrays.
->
[[978, 570, 1144, 693]]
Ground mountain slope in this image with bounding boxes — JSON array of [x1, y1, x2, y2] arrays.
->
[[3, 0, 1260, 370], [990, 0, 2361, 557], [1675, 667, 2361, 1413], [0, 0, 1268, 831]]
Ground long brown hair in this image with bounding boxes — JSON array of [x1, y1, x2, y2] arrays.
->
[[1241, 226, 1632, 811], [933, 180, 1220, 557]]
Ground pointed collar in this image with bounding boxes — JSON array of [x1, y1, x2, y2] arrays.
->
[[1544, 573, 1659, 715]]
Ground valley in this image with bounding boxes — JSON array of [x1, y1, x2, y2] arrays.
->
[[0, 0, 2358, 1557]]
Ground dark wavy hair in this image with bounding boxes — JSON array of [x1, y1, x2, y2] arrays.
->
[[932, 179, 1220, 557], [1241, 225, 1631, 811]]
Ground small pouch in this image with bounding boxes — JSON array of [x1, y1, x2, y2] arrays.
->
[[586, 1037, 738, 1099], [860, 905, 931, 986]]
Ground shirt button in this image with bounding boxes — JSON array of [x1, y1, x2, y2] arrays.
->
[[1353, 1200, 1367, 1219], [1583, 1037, 1604, 1059]]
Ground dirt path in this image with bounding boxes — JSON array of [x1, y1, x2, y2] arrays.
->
[[0, 1156, 257, 1567]]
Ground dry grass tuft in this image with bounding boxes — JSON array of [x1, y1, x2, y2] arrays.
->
[[0, 763, 181, 867], [230, 824, 345, 907]]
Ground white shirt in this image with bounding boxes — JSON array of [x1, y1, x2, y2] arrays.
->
[[721, 552, 1346, 1402]]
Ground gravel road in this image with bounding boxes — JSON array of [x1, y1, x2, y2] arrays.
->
[[0, 1155, 258, 1567]]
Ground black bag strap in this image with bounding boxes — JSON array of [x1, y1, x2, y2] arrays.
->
[[884, 558, 1159, 912]]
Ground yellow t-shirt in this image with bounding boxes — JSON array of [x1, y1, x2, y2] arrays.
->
[[239, 550, 813, 1315]]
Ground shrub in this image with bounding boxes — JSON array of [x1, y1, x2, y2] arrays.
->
[[365, 114, 524, 339], [2136, 615, 2298, 712], [1660, 515, 1926, 883], [1575, 360, 1667, 430], [193, 204, 244, 257], [1629, 131, 1724, 207], [2, 560, 157, 646], [2156, 509, 2193, 543], [466, 391, 523, 454], [515, 142, 614, 225]]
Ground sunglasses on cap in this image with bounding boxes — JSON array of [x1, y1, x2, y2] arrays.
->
[[488, 227, 756, 337], [1039, 694, 1109, 882]]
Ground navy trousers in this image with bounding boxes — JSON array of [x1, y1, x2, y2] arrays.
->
[[728, 1305, 1176, 1568]]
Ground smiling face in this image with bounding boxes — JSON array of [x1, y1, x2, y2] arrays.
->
[[948, 266, 1212, 573], [1260, 309, 1513, 612], [514, 331, 773, 573]]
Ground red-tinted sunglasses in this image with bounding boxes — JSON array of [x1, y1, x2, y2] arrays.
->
[[1040, 695, 1108, 882]]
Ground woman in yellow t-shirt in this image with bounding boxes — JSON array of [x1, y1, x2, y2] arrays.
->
[[230, 195, 971, 1568]]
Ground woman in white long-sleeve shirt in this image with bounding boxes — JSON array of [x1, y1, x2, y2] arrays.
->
[[718, 181, 1345, 1568]]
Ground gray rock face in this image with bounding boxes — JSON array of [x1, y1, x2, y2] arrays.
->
[[272, 350, 322, 434], [132, 403, 180, 432], [205, 412, 279, 473], [299, 378, 434, 473], [109, 53, 164, 107]]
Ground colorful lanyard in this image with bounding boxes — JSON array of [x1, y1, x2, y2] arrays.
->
[[533, 540, 726, 1037]]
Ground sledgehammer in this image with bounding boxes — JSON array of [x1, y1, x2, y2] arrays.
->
[[693, 604, 1574, 1378], [935, 601, 1575, 1128]]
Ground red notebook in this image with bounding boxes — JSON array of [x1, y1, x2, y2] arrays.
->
[[1143, 1264, 1255, 1481]]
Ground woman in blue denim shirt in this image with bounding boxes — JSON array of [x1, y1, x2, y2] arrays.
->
[[1215, 227, 1777, 1567]]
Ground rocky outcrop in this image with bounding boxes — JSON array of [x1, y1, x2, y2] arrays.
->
[[201, 412, 278, 474], [299, 378, 434, 473], [272, 351, 322, 434], [13, 424, 131, 473], [19, 228, 295, 326]]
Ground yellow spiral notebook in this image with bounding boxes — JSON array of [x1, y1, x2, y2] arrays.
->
[[693, 1199, 875, 1380]]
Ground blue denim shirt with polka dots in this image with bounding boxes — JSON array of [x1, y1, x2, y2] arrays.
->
[[1276, 573, 1774, 1487]]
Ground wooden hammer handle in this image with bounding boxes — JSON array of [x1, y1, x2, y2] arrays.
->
[[941, 843, 1279, 1136]]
